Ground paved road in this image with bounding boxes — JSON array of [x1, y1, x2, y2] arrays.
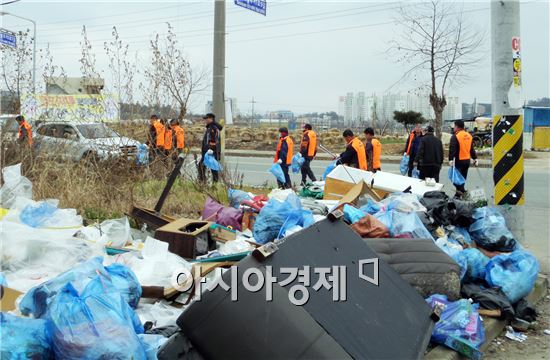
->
[[221, 155, 550, 273]]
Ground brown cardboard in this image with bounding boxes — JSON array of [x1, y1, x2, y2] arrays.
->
[[0, 285, 23, 312], [323, 177, 357, 200], [336, 181, 386, 207], [155, 218, 214, 258]]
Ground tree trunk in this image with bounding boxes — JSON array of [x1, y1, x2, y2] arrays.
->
[[178, 105, 186, 120], [434, 110, 443, 140]]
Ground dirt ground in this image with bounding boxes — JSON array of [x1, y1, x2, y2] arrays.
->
[[485, 295, 550, 359]]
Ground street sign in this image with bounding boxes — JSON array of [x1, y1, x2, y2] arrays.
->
[[0, 28, 17, 48], [234, 0, 266, 16]]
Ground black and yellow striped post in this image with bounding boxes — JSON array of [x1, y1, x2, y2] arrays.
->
[[492, 114, 524, 205]]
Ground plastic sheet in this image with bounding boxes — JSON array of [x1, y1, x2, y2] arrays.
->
[[469, 207, 517, 252], [228, 188, 252, 209], [359, 199, 382, 215], [20, 201, 58, 227], [343, 204, 367, 224], [254, 194, 311, 244], [268, 188, 295, 202], [400, 154, 409, 175], [138, 334, 168, 360], [390, 210, 433, 239], [485, 250, 540, 303], [203, 152, 222, 171], [218, 239, 254, 255], [448, 166, 465, 186], [136, 301, 183, 329], [0, 163, 33, 209], [447, 226, 473, 245], [426, 294, 485, 360], [381, 193, 427, 213], [48, 278, 146, 360], [99, 217, 132, 247], [322, 161, 337, 180], [454, 248, 489, 282], [291, 154, 305, 174], [0, 312, 53, 360], [269, 163, 286, 183]]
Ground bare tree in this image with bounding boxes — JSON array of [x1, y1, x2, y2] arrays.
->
[[390, 1, 482, 139], [104, 26, 136, 120], [1, 29, 33, 112], [79, 25, 101, 81], [147, 23, 208, 120]]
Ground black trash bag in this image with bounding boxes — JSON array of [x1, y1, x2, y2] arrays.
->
[[157, 330, 204, 360], [146, 325, 180, 338], [450, 200, 476, 228], [416, 211, 438, 233], [461, 283, 515, 320], [420, 191, 449, 210], [513, 298, 538, 323]]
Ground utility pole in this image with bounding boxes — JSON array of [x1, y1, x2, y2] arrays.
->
[[212, 0, 226, 161], [250, 97, 256, 126], [491, 0, 524, 243]]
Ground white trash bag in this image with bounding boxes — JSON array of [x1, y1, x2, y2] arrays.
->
[[0, 164, 32, 209]]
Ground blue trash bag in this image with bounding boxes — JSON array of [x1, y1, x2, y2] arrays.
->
[[448, 166, 465, 186], [448, 226, 473, 245], [343, 204, 367, 224], [426, 294, 485, 360], [228, 188, 252, 208], [254, 194, 305, 244], [20, 257, 108, 318], [412, 167, 420, 179], [373, 209, 393, 229], [105, 263, 142, 309], [203, 152, 222, 171], [138, 334, 168, 360], [485, 250, 540, 303], [269, 163, 286, 184], [454, 248, 490, 282], [291, 154, 305, 174], [277, 208, 314, 239], [390, 210, 433, 239], [469, 207, 516, 252], [0, 312, 53, 360], [322, 161, 337, 180], [0, 272, 6, 287], [136, 144, 149, 166], [400, 154, 409, 175], [47, 278, 146, 360], [359, 199, 382, 215], [20, 201, 58, 228]]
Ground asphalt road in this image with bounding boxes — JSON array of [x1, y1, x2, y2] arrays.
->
[[221, 155, 550, 273]]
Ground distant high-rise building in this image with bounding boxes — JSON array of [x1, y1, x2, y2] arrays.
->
[[228, 97, 239, 116], [205, 100, 213, 114]]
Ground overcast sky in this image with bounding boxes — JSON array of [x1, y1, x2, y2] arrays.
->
[[2, 0, 549, 114]]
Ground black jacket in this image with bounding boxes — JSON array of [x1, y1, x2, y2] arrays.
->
[[202, 122, 223, 158], [415, 133, 444, 167], [337, 143, 358, 167]]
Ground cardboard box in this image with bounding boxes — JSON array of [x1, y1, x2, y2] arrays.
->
[[155, 218, 214, 259], [324, 165, 443, 200], [209, 224, 237, 242], [0, 285, 23, 312]]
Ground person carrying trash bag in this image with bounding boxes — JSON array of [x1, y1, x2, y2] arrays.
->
[[148, 114, 165, 160], [199, 113, 223, 183], [414, 125, 443, 182], [449, 120, 478, 198], [403, 124, 423, 177], [274, 127, 294, 189], [170, 119, 185, 154], [336, 129, 367, 170], [299, 123, 318, 185], [364, 127, 382, 172]]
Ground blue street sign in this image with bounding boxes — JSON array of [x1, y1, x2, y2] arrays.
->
[[234, 0, 266, 16], [0, 29, 17, 48]]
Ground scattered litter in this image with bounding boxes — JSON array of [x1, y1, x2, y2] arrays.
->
[[543, 329, 550, 335], [0, 163, 32, 208], [505, 326, 528, 342]]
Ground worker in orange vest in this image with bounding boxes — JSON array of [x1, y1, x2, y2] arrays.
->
[[364, 127, 382, 172], [16, 115, 33, 146], [299, 123, 317, 185], [148, 114, 165, 159], [403, 124, 423, 177], [449, 120, 478, 198], [170, 119, 185, 154], [336, 129, 367, 170], [274, 127, 294, 189], [164, 120, 173, 157]]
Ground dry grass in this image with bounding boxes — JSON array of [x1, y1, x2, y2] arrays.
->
[[1, 141, 263, 223]]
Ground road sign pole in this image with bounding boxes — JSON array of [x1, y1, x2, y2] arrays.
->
[[212, 0, 226, 163], [491, 0, 524, 243]]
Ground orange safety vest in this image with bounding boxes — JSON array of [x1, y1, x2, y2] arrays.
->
[[18, 121, 33, 145], [164, 128, 173, 150], [371, 138, 382, 170], [350, 137, 367, 170], [456, 130, 473, 161], [274, 136, 294, 165], [153, 120, 165, 147], [173, 125, 185, 149], [300, 130, 317, 158], [405, 132, 415, 155]]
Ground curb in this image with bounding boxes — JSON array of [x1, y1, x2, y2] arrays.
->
[[425, 275, 549, 360]]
